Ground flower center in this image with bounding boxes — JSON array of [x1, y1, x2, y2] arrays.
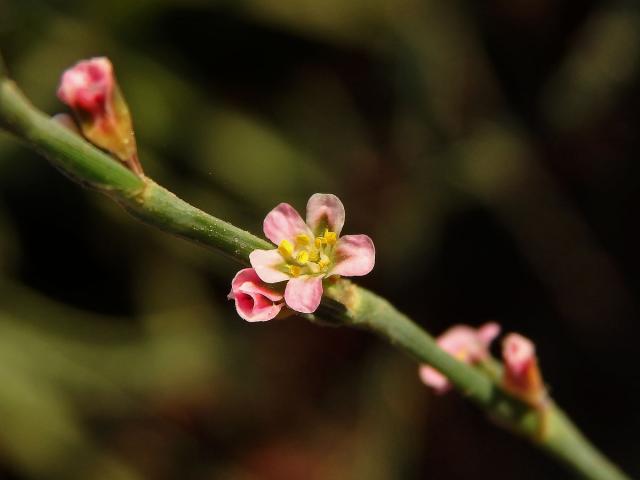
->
[[278, 229, 337, 277]]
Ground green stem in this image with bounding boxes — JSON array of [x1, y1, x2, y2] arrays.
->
[[0, 73, 629, 480]]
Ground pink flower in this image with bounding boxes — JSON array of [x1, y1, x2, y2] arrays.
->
[[502, 333, 546, 406], [419, 322, 500, 393], [249, 194, 375, 314], [57, 57, 142, 174], [228, 268, 284, 322]]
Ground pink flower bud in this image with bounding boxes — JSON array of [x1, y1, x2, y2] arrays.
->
[[502, 333, 546, 407], [419, 322, 500, 394], [57, 57, 142, 174], [228, 268, 285, 322]]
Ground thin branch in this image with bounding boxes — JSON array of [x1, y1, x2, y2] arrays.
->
[[0, 69, 629, 480]]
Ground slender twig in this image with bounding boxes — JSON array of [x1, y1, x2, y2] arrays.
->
[[0, 69, 629, 480]]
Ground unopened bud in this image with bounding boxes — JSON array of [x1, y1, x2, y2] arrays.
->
[[502, 333, 547, 408], [57, 57, 142, 175]]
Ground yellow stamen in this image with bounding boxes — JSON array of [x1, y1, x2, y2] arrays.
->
[[288, 265, 301, 277], [318, 254, 330, 269], [323, 229, 337, 245], [309, 249, 320, 262], [296, 250, 309, 264], [315, 237, 324, 248], [278, 239, 293, 257], [295, 234, 310, 246]]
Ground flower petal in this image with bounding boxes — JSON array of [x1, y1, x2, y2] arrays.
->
[[437, 326, 477, 354], [437, 323, 498, 363], [234, 292, 283, 322], [263, 203, 311, 245], [477, 322, 501, 347], [249, 249, 290, 283], [418, 365, 451, 394], [306, 193, 345, 236], [230, 268, 283, 302], [330, 234, 375, 277], [284, 276, 323, 313], [228, 268, 284, 322]]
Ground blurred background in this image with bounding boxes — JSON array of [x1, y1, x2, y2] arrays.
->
[[1, 0, 639, 478]]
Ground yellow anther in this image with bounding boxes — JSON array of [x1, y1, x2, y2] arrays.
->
[[308, 249, 320, 262], [315, 236, 325, 248], [296, 250, 309, 264], [295, 234, 310, 246], [318, 252, 331, 270], [278, 239, 293, 257], [288, 265, 301, 277], [323, 229, 337, 245]]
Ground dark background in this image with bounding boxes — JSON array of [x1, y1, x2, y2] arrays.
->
[[1, 0, 639, 478]]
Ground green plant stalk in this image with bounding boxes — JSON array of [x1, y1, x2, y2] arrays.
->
[[0, 74, 629, 480]]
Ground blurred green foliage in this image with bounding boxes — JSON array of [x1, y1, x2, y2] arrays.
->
[[1, 0, 640, 478]]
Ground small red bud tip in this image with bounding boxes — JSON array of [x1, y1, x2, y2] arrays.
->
[[57, 58, 113, 119], [502, 333, 546, 407]]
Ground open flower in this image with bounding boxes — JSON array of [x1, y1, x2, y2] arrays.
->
[[249, 194, 375, 314], [502, 333, 546, 407], [228, 268, 285, 322], [57, 57, 142, 174], [419, 322, 500, 393]]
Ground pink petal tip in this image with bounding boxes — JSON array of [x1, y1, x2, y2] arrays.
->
[[263, 203, 311, 246], [306, 193, 346, 236]]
